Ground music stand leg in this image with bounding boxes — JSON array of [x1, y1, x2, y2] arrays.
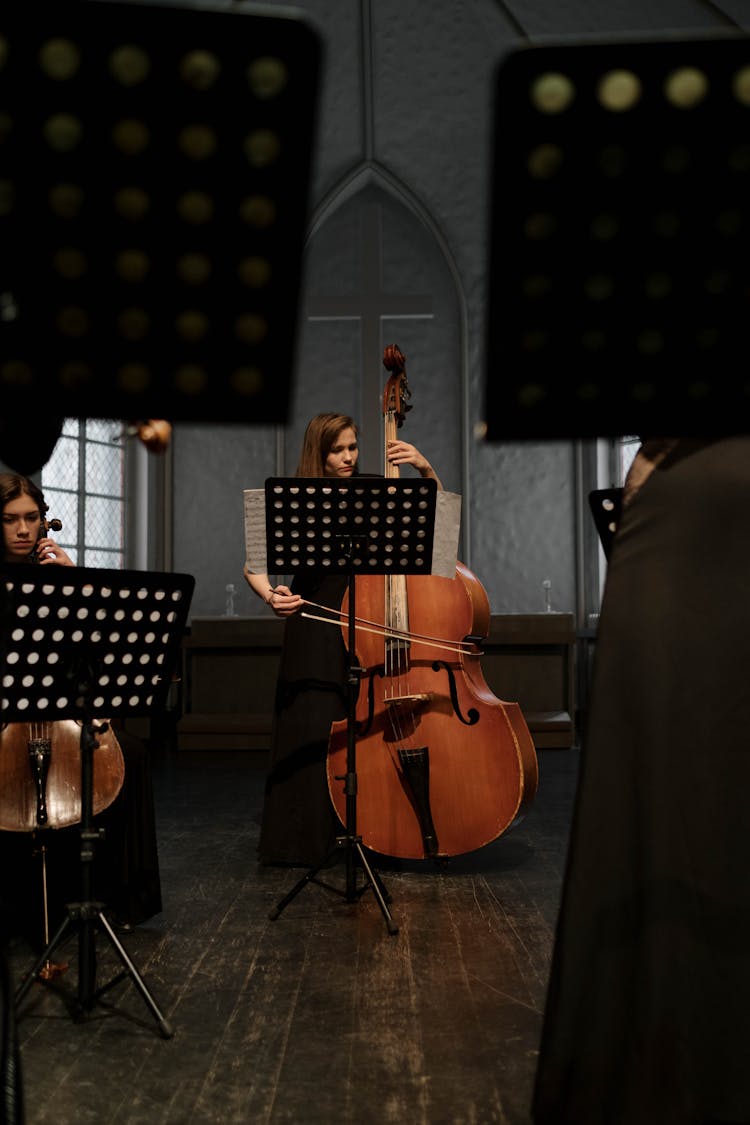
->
[[14, 722, 173, 1038], [354, 842, 397, 932], [15, 904, 172, 1037], [15, 912, 74, 1008], [95, 911, 172, 1037], [268, 835, 398, 935], [268, 571, 399, 936]]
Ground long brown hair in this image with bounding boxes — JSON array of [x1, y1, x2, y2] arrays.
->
[[295, 414, 358, 477], [0, 473, 48, 518]]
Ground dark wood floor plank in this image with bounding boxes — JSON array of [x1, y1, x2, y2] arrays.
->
[[7, 747, 577, 1124]]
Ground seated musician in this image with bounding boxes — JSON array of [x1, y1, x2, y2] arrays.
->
[[0, 472, 162, 944]]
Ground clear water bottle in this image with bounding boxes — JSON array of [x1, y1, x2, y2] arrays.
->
[[224, 583, 237, 617], [542, 578, 552, 613]]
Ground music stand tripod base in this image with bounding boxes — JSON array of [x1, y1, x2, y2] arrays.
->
[[1, 564, 194, 1037], [268, 833, 399, 935], [15, 884, 173, 1039], [263, 476, 439, 936]]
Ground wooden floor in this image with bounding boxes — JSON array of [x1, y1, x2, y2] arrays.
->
[[6, 746, 578, 1125]]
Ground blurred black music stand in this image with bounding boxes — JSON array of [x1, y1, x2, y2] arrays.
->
[[0, 1, 320, 429], [484, 31, 750, 440], [588, 488, 623, 560], [262, 477, 439, 937], [2, 565, 194, 1038]]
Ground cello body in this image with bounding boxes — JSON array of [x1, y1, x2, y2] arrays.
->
[[327, 563, 538, 860], [0, 719, 125, 832], [326, 342, 538, 861]]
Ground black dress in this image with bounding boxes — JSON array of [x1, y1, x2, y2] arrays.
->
[[258, 572, 349, 867], [533, 437, 750, 1125], [0, 725, 162, 946]]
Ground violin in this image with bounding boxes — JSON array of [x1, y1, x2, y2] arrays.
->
[[326, 345, 538, 859]]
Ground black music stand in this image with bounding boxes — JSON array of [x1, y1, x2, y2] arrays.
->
[[0, 1, 320, 428], [263, 477, 439, 937], [588, 488, 623, 560], [1, 565, 194, 1038], [484, 32, 750, 439]]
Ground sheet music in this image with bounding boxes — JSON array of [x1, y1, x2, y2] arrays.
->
[[243, 489, 268, 574], [432, 490, 462, 578], [243, 485, 462, 578]]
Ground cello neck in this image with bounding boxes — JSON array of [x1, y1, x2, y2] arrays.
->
[[383, 406, 400, 481], [383, 384, 410, 666]]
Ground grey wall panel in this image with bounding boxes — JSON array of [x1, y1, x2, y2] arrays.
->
[[169, 0, 745, 621]]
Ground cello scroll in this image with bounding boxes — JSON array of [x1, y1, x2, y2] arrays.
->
[[382, 344, 412, 430], [29, 516, 63, 564]]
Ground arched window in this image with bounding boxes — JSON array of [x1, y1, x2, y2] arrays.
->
[[296, 177, 466, 501]]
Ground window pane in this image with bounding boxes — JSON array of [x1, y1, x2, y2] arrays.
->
[[43, 435, 81, 491], [58, 545, 79, 565], [618, 436, 640, 485], [85, 495, 124, 550], [41, 419, 126, 569], [84, 547, 123, 568], [85, 442, 123, 497], [85, 419, 123, 443], [41, 488, 79, 541]]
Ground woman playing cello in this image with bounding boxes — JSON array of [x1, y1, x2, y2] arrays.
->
[[243, 412, 442, 867], [0, 472, 162, 942]]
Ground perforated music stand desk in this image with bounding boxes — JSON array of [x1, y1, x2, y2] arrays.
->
[[588, 488, 623, 560], [1, 564, 194, 1037], [261, 476, 440, 935]]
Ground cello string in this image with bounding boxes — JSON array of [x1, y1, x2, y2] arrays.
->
[[383, 406, 404, 727], [387, 580, 412, 752], [388, 572, 420, 751], [383, 397, 426, 753], [384, 572, 407, 745]]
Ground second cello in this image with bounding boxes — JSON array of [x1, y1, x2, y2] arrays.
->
[[327, 345, 538, 860]]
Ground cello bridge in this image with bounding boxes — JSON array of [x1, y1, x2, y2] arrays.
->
[[384, 693, 431, 706]]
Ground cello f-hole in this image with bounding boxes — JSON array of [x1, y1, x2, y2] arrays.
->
[[431, 661, 481, 726]]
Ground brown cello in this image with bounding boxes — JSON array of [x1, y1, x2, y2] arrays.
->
[[0, 508, 125, 833], [0, 719, 125, 833], [0, 718, 125, 976], [326, 345, 538, 860], [0, 510, 126, 960]]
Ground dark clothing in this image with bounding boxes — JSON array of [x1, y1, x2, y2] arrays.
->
[[0, 725, 161, 946], [95, 724, 162, 926], [533, 436, 750, 1125], [257, 573, 348, 866]]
